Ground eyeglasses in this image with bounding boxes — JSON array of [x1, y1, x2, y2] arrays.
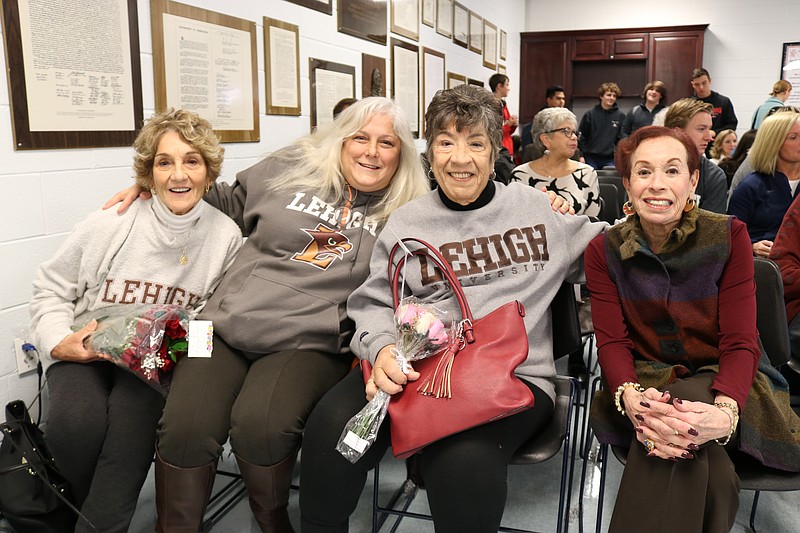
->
[[546, 127, 581, 140]]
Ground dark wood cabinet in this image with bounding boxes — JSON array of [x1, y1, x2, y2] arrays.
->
[[519, 25, 706, 124]]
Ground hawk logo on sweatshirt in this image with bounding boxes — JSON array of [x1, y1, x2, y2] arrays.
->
[[292, 223, 353, 269]]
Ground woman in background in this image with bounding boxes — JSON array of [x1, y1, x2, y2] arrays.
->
[[709, 128, 737, 165]]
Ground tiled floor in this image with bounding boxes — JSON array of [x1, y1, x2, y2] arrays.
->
[[93, 356, 800, 532]]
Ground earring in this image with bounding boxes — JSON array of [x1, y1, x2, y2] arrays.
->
[[427, 168, 436, 181], [622, 200, 636, 216], [205, 183, 212, 194], [683, 197, 696, 212], [489, 171, 497, 181], [543, 149, 551, 156]]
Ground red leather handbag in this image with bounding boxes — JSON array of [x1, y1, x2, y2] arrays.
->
[[362, 237, 535, 459]]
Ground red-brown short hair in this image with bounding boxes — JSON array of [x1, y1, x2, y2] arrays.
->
[[614, 126, 700, 180]]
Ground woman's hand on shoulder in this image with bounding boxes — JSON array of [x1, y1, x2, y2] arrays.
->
[[51, 320, 110, 363], [543, 189, 574, 215], [102, 184, 149, 214], [366, 344, 421, 401]]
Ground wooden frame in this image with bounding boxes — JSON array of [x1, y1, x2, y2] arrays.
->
[[435, 0, 452, 39], [309, 58, 355, 129], [446, 71, 466, 89], [285, 0, 332, 15], [1, 0, 143, 149], [782, 41, 800, 108], [497, 64, 506, 75], [151, 0, 259, 142], [362, 53, 386, 97], [391, 38, 420, 137], [422, 47, 444, 134], [468, 10, 482, 54], [421, 0, 435, 27], [452, 2, 468, 48], [391, 0, 419, 42], [467, 78, 484, 87], [264, 17, 301, 116], [482, 19, 497, 70], [500, 29, 507, 61], [338, 0, 387, 45]]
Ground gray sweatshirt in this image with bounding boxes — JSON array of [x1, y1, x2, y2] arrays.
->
[[348, 182, 606, 402]]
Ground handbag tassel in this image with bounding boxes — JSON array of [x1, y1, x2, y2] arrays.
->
[[417, 337, 460, 399]]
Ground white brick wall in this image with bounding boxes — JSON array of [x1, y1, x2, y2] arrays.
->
[[0, 0, 526, 406]]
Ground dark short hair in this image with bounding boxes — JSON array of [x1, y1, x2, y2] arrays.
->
[[489, 74, 509, 93], [333, 98, 358, 119], [614, 126, 700, 180], [546, 85, 565, 99], [597, 82, 621, 98], [691, 67, 710, 81], [642, 80, 668, 102]]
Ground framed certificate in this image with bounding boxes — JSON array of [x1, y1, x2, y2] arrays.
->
[[2, 0, 143, 149], [435, 0, 452, 39], [391, 38, 420, 137], [151, 0, 259, 142], [338, 0, 387, 45], [467, 78, 484, 87], [391, 0, 419, 42], [482, 19, 497, 70], [468, 11, 482, 54], [447, 71, 466, 89], [264, 17, 301, 115], [285, 0, 332, 15], [422, 47, 445, 133], [421, 0, 435, 27], [782, 42, 800, 107], [309, 58, 355, 129], [452, 2, 468, 48], [500, 29, 507, 61]]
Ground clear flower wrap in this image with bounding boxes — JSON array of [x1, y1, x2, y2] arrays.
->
[[73, 304, 190, 396], [336, 297, 452, 463]]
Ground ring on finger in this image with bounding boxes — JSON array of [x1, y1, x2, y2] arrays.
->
[[674, 429, 680, 436], [643, 439, 656, 453]]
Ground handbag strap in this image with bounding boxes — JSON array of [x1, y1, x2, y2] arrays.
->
[[388, 238, 475, 344]]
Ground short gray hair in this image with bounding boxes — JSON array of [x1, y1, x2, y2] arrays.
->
[[531, 107, 577, 153], [424, 84, 502, 165]]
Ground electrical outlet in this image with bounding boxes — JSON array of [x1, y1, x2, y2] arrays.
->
[[15, 337, 38, 375]]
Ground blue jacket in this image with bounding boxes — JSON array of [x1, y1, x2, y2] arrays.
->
[[728, 170, 799, 242]]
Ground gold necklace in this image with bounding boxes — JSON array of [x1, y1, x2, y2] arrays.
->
[[167, 228, 192, 265]]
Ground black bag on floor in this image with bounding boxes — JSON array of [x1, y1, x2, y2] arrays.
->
[[0, 399, 78, 533]]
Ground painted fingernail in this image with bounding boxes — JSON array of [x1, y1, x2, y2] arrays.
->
[[640, 401, 651, 408], [688, 428, 699, 436], [669, 457, 678, 462], [688, 443, 700, 450], [635, 414, 645, 422], [681, 452, 694, 459], [647, 452, 657, 457], [661, 390, 669, 397], [635, 427, 643, 433], [674, 398, 683, 405]]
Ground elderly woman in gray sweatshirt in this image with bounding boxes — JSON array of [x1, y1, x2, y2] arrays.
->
[[300, 84, 606, 532]]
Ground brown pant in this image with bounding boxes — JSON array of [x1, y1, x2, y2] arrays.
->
[[609, 373, 740, 533]]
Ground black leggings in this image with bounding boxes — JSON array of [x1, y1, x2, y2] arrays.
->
[[300, 368, 554, 533]]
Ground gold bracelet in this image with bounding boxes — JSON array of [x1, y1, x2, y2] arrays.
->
[[713, 402, 739, 446], [614, 382, 644, 416]]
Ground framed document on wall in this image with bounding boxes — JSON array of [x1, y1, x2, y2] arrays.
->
[[482, 19, 497, 70], [435, 0, 452, 39], [391, 38, 420, 137], [1, 0, 143, 149], [467, 78, 484, 87], [468, 11, 482, 54], [310, 58, 355, 129], [422, 47, 444, 134], [452, 2, 468, 48], [362, 53, 386, 97], [782, 42, 800, 107], [500, 29, 507, 61], [264, 17, 300, 116], [285, 0, 332, 15], [391, 0, 419, 41], [447, 71, 466, 89], [421, 0, 434, 27], [338, 0, 387, 45], [151, 0, 259, 142]]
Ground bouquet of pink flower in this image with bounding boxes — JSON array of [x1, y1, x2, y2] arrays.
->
[[73, 304, 190, 396], [337, 297, 451, 463]]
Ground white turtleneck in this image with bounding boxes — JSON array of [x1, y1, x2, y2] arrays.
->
[[150, 195, 206, 236]]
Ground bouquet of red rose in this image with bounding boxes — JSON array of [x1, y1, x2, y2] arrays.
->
[[336, 297, 452, 463], [73, 304, 190, 396]]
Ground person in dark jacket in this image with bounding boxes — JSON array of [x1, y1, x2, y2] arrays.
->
[[690, 67, 738, 156], [579, 82, 626, 170], [621, 81, 667, 138]]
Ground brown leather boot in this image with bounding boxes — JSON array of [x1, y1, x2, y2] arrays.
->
[[155, 450, 217, 533], [235, 453, 296, 533]]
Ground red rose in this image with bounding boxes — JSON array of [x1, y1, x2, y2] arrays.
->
[[164, 317, 185, 340]]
